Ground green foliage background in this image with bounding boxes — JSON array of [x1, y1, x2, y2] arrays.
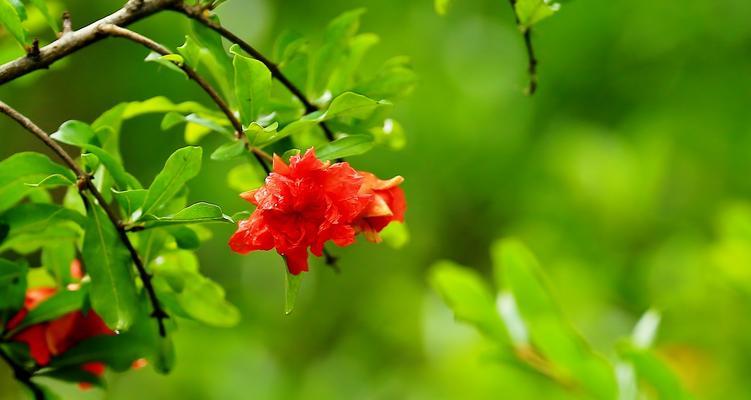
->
[[2, 0, 751, 398]]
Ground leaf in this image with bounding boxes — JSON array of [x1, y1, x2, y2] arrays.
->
[[24, 174, 75, 188], [379, 221, 409, 249], [232, 47, 272, 126], [354, 56, 418, 101], [210, 140, 246, 161], [37, 366, 104, 388], [0, 203, 85, 252], [0, 258, 26, 324], [435, 0, 452, 15], [151, 251, 240, 327], [315, 134, 374, 160], [51, 120, 98, 146], [42, 242, 76, 285], [187, 20, 236, 106], [0, 152, 76, 212], [285, 271, 303, 315], [112, 189, 147, 220], [515, 0, 561, 29], [140, 202, 233, 228], [429, 261, 508, 341], [370, 118, 406, 150], [0, 0, 28, 47], [141, 147, 203, 217], [323, 92, 382, 121], [51, 333, 149, 372], [166, 226, 200, 250], [312, 8, 366, 95], [28, 0, 59, 32], [145, 51, 187, 77], [82, 201, 139, 331], [492, 239, 618, 399], [618, 343, 692, 400], [10, 289, 85, 333]]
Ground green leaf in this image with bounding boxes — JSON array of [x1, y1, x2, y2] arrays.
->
[[141, 147, 203, 217], [145, 51, 187, 77], [285, 271, 303, 315], [370, 118, 406, 150], [315, 134, 374, 160], [354, 56, 418, 101], [0, 0, 28, 47], [312, 8, 366, 95], [435, 0, 452, 15], [28, 0, 59, 32], [7, 0, 24, 21], [11, 289, 85, 333], [24, 174, 75, 188], [166, 226, 200, 250], [429, 261, 508, 341], [492, 239, 618, 399], [82, 201, 139, 331], [515, 0, 561, 29], [323, 92, 382, 121], [140, 202, 232, 228], [232, 47, 272, 126], [51, 333, 149, 372], [51, 120, 99, 146], [0, 152, 76, 212], [42, 242, 77, 285], [0, 203, 85, 252], [160, 53, 184, 66], [151, 251, 240, 327], [210, 140, 246, 161], [0, 258, 26, 324], [618, 343, 692, 400], [188, 20, 236, 107], [112, 189, 147, 220], [379, 222, 410, 249], [37, 366, 104, 388]]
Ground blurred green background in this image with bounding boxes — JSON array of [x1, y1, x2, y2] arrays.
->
[[2, 0, 751, 398]]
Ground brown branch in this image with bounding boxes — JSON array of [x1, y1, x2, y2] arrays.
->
[[0, 346, 44, 400], [172, 2, 338, 142], [96, 23, 271, 173], [508, 0, 538, 95], [0, 100, 169, 337], [0, 0, 180, 84]]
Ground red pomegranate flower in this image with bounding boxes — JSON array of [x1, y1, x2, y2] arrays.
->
[[229, 148, 406, 274], [4, 261, 120, 389]]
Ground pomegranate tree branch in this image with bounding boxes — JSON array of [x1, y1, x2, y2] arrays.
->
[[0, 100, 169, 337], [0, 0, 181, 85], [508, 0, 538, 95]]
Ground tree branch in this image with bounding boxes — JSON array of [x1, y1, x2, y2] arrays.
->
[[96, 23, 271, 174], [172, 2, 338, 142], [0, 345, 44, 400], [508, 0, 538, 95], [0, 100, 169, 337], [0, 0, 180, 85]]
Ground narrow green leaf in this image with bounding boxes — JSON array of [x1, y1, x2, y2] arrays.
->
[[0, 152, 76, 212], [82, 202, 139, 331], [0, 0, 28, 46], [145, 51, 187, 77], [515, 0, 561, 28], [51, 120, 98, 146], [210, 140, 246, 161], [323, 92, 382, 120], [141, 147, 203, 217], [429, 261, 508, 341], [315, 134, 374, 160], [28, 0, 59, 32], [140, 202, 232, 228], [42, 242, 76, 285], [111, 189, 147, 220], [232, 48, 272, 126], [285, 271, 303, 315], [11, 289, 85, 333]]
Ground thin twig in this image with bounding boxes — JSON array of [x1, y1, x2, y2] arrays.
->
[[0, 0, 180, 84], [173, 2, 338, 142], [0, 346, 44, 400], [96, 23, 271, 173], [0, 100, 168, 337], [508, 0, 538, 95]]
